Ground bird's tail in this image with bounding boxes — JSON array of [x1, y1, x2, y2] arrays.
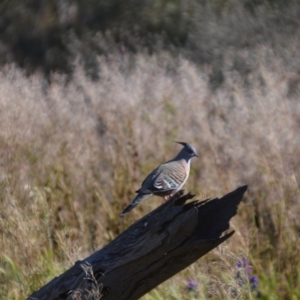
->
[[120, 193, 152, 216]]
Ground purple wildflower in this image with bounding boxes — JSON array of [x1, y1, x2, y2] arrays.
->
[[187, 280, 197, 292], [235, 257, 261, 296], [186, 280, 199, 297], [250, 275, 259, 290], [236, 258, 253, 277], [236, 257, 248, 269]]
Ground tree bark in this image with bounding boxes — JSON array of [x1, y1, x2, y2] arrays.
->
[[28, 185, 247, 300]]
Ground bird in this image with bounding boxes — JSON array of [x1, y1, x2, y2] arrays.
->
[[120, 142, 198, 216]]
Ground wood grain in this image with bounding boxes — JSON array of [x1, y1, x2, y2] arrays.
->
[[28, 185, 247, 300]]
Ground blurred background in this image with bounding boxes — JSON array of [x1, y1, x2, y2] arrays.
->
[[1, 0, 300, 299]]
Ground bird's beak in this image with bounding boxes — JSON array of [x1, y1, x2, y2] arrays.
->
[[195, 153, 199, 158]]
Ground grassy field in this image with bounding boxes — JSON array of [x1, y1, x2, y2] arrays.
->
[[1, 45, 300, 299]]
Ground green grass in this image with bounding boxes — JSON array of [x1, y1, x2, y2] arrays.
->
[[1, 44, 300, 299]]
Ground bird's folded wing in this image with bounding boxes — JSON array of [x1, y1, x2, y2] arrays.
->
[[154, 176, 178, 190], [153, 161, 186, 192]]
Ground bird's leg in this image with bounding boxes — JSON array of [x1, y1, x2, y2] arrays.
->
[[163, 194, 173, 202]]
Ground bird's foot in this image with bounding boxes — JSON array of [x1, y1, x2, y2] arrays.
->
[[163, 194, 172, 202]]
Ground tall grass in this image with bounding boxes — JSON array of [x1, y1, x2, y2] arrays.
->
[[1, 44, 300, 299]]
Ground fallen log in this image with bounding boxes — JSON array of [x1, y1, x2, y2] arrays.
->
[[28, 185, 247, 300]]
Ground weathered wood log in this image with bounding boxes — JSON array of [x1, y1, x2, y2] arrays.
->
[[28, 185, 247, 300]]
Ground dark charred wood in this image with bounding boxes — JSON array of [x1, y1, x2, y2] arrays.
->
[[28, 185, 247, 300]]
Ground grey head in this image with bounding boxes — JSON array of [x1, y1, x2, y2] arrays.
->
[[173, 141, 199, 161]]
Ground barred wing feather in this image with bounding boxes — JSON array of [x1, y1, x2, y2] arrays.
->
[[153, 162, 186, 192]]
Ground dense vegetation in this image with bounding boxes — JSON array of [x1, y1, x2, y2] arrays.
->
[[1, 0, 300, 299], [1, 0, 299, 76]]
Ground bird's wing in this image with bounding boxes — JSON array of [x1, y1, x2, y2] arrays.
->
[[139, 161, 185, 193], [153, 173, 179, 190], [153, 161, 186, 192]]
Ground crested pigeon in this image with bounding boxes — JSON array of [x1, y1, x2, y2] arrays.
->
[[120, 142, 198, 216]]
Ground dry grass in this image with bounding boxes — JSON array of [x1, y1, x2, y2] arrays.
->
[[1, 44, 300, 299]]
